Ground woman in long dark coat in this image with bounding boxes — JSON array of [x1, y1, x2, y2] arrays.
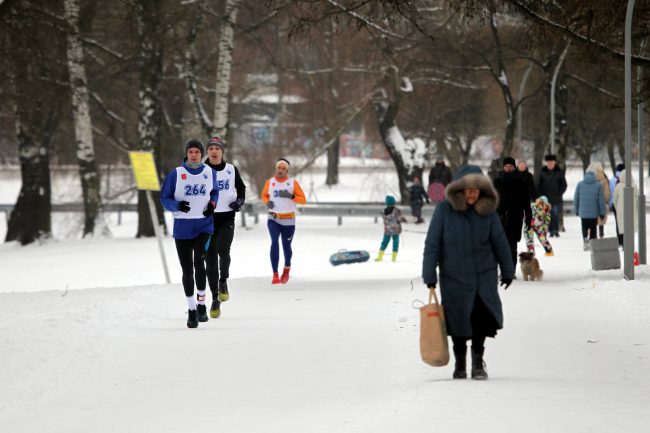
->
[[422, 165, 514, 380]]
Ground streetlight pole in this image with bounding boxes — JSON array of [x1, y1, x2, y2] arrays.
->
[[549, 41, 571, 154], [517, 62, 534, 146], [638, 39, 647, 265], [624, 0, 637, 280]]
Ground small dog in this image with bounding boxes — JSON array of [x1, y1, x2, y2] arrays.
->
[[518, 252, 544, 281]]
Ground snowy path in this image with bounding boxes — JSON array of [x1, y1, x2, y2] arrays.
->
[[1, 216, 649, 432]]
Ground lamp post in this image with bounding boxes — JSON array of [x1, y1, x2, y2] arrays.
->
[[638, 39, 647, 265], [624, 0, 637, 280], [549, 41, 571, 154]]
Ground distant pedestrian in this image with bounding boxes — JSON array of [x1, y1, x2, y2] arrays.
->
[[517, 160, 537, 203], [160, 138, 219, 328], [375, 195, 403, 262], [423, 164, 514, 380], [427, 159, 453, 203], [493, 157, 533, 273], [612, 169, 638, 247], [574, 165, 606, 250], [203, 136, 246, 319], [409, 176, 430, 224], [609, 163, 625, 241], [592, 162, 610, 238], [537, 154, 567, 237], [261, 158, 307, 284], [524, 196, 554, 256]]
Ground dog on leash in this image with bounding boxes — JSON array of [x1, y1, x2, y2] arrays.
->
[[518, 252, 544, 281]]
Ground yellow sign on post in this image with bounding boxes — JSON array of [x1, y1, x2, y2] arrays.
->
[[129, 151, 160, 191], [128, 151, 170, 283]]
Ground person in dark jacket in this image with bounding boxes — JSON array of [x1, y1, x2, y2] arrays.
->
[[493, 157, 533, 273], [574, 165, 606, 250], [422, 165, 514, 381], [517, 160, 537, 203], [427, 159, 453, 203], [204, 136, 246, 319], [160, 139, 219, 328], [408, 176, 430, 224], [536, 154, 567, 237]]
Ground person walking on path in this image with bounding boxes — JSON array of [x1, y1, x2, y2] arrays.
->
[[375, 195, 403, 262], [574, 165, 606, 251], [517, 160, 537, 203], [160, 139, 219, 328], [408, 176, 430, 224], [592, 162, 610, 239], [261, 158, 307, 284], [537, 154, 567, 237], [493, 157, 533, 273], [427, 159, 453, 203], [612, 169, 638, 247], [203, 136, 246, 319], [609, 163, 625, 241], [422, 165, 514, 381], [524, 196, 554, 256]]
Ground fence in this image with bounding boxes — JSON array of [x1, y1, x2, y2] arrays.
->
[[0, 200, 613, 229]]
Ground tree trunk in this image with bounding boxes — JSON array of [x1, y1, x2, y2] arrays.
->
[[135, 0, 165, 238], [607, 140, 617, 173], [64, 0, 105, 238], [325, 135, 340, 186], [212, 0, 239, 139], [373, 97, 410, 204], [6, 87, 54, 245]]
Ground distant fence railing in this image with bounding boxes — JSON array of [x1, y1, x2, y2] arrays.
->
[[2, 200, 650, 228]]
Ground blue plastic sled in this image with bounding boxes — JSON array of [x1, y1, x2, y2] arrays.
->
[[329, 250, 370, 266]]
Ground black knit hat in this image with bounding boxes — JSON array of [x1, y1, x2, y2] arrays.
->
[[185, 138, 204, 157], [207, 136, 226, 150], [503, 157, 516, 167], [616, 163, 625, 172], [544, 154, 557, 161]]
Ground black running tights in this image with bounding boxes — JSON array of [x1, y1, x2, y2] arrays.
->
[[206, 220, 235, 295], [175, 233, 211, 297]]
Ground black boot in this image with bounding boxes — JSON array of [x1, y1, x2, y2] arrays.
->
[[187, 309, 199, 328], [197, 304, 209, 322], [453, 345, 467, 379], [471, 346, 488, 380]]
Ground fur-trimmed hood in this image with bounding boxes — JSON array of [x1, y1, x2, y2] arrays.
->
[[446, 165, 499, 216]]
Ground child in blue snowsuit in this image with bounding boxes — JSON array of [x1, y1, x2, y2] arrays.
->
[[375, 195, 403, 262]]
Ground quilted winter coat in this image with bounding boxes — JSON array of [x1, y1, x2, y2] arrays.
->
[[422, 165, 514, 337]]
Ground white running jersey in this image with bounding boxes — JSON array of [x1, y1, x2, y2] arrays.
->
[[214, 163, 237, 213], [268, 177, 296, 214], [173, 165, 214, 219]]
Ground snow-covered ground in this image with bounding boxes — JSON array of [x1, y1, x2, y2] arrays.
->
[[1, 160, 650, 432], [1, 205, 649, 432]]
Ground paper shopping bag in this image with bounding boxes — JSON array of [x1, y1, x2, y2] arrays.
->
[[419, 289, 450, 367]]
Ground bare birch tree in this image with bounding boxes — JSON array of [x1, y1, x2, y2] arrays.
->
[[63, 0, 108, 238]]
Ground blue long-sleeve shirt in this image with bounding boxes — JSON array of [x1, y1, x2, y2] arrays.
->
[[160, 162, 219, 239]]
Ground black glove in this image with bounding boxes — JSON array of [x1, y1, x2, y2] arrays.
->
[[267, 200, 275, 209], [500, 276, 513, 290], [576, 213, 579, 216], [229, 198, 244, 212], [178, 200, 191, 213], [277, 190, 294, 199], [203, 201, 215, 216]]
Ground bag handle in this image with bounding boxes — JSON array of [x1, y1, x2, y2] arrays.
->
[[428, 288, 440, 306]]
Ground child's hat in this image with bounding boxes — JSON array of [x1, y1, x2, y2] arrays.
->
[[538, 195, 549, 205], [385, 195, 396, 206]]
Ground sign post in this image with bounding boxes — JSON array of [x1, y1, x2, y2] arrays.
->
[[129, 151, 171, 284]]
